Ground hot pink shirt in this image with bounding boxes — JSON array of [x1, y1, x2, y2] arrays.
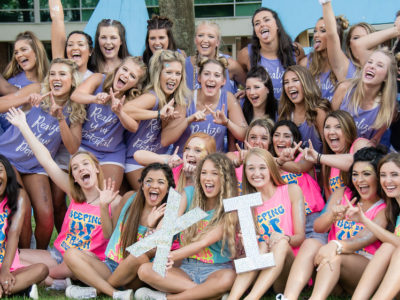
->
[[328, 194, 386, 255], [54, 199, 110, 260], [0, 197, 24, 271]]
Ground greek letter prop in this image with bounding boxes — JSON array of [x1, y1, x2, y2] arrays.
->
[[223, 192, 275, 273], [126, 188, 207, 277]]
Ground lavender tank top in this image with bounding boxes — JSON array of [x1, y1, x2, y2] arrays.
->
[[297, 119, 322, 153], [185, 56, 236, 94], [0, 106, 70, 173], [340, 88, 380, 139], [80, 77, 126, 163], [125, 91, 167, 166], [248, 44, 287, 100]]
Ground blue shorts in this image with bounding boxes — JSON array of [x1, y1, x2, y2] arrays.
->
[[305, 212, 328, 244], [105, 258, 119, 273], [49, 247, 63, 264], [180, 258, 232, 284]]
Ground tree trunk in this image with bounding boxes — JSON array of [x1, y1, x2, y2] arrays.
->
[[159, 0, 195, 56]]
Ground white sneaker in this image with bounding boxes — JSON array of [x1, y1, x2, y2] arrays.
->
[[113, 289, 133, 300], [134, 287, 166, 300], [276, 294, 288, 300], [65, 285, 97, 299], [221, 293, 229, 300], [29, 284, 38, 300], [48, 278, 72, 291]]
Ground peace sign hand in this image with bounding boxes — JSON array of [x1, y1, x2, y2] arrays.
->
[[299, 139, 319, 164], [28, 91, 51, 107], [189, 108, 207, 123], [168, 146, 183, 168], [205, 104, 229, 126], [344, 195, 364, 223], [49, 92, 64, 119], [160, 99, 176, 121], [110, 87, 126, 114]]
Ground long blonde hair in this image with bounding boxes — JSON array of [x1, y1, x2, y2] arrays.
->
[[40, 58, 86, 124], [146, 50, 190, 108], [3, 31, 49, 82], [344, 47, 397, 130], [181, 153, 239, 258]]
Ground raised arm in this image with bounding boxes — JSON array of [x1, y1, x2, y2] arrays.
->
[[6, 108, 70, 194], [227, 57, 246, 86], [0, 75, 18, 95], [322, 1, 350, 81], [0, 83, 41, 113], [70, 73, 105, 104], [49, 0, 66, 59], [237, 46, 251, 73]]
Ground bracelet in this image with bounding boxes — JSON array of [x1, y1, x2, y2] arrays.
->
[[225, 119, 230, 127], [331, 240, 343, 255], [157, 110, 161, 121], [57, 114, 65, 121], [318, 0, 331, 4], [317, 153, 322, 165], [276, 158, 284, 167]]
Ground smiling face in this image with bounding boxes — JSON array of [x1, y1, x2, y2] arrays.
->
[[70, 154, 100, 190], [200, 159, 221, 201], [66, 33, 91, 71], [199, 62, 226, 97], [113, 60, 143, 92], [49, 63, 73, 98], [183, 137, 208, 168], [98, 26, 122, 60], [245, 77, 269, 110], [313, 19, 327, 51], [148, 29, 169, 53], [247, 125, 270, 150], [142, 169, 168, 207], [380, 161, 400, 199], [14, 39, 37, 73], [160, 61, 182, 96], [352, 161, 378, 201], [0, 163, 7, 198], [253, 10, 278, 44], [195, 24, 219, 58], [362, 51, 390, 86], [245, 153, 271, 190], [283, 70, 304, 104], [323, 116, 346, 154], [272, 125, 293, 155]]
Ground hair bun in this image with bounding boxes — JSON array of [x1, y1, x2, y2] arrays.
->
[[148, 15, 173, 29], [336, 15, 349, 30]]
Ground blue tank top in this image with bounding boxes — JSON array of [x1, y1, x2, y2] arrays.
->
[[125, 91, 167, 166], [0, 106, 70, 173], [248, 44, 287, 100], [297, 120, 323, 153], [80, 77, 126, 163]]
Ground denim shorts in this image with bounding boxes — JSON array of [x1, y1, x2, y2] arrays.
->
[[49, 247, 63, 264], [180, 258, 233, 284], [105, 258, 119, 273], [305, 212, 328, 244]]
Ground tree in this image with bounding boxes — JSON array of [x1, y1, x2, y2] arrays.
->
[[159, 0, 195, 56]]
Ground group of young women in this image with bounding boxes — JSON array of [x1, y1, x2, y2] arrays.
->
[[0, 0, 399, 299]]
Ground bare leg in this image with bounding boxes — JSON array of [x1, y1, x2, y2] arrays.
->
[[101, 164, 124, 191], [8, 264, 48, 295], [352, 243, 395, 300], [126, 169, 143, 191], [18, 249, 58, 285], [372, 246, 400, 300], [245, 239, 293, 300], [284, 238, 323, 300], [18, 189, 32, 248], [228, 270, 258, 300], [50, 178, 67, 233], [107, 253, 149, 288], [22, 174, 53, 249], [310, 253, 368, 300], [63, 248, 116, 297]]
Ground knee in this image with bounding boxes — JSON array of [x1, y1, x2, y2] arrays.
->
[[216, 269, 236, 292], [63, 248, 82, 266], [137, 263, 155, 283], [391, 245, 400, 260], [36, 263, 50, 281]]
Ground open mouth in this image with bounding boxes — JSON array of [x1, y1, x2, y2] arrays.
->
[[364, 70, 375, 80], [314, 39, 321, 49], [149, 191, 159, 201], [116, 76, 127, 89], [104, 46, 115, 55], [358, 185, 369, 194], [81, 173, 91, 184], [166, 81, 176, 91], [261, 28, 269, 39], [153, 45, 163, 51], [205, 83, 216, 93], [289, 89, 299, 100], [204, 183, 214, 193], [71, 51, 82, 60], [52, 81, 63, 91]]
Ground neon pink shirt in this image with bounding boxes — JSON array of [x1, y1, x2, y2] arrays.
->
[[281, 155, 324, 215], [172, 164, 183, 186], [0, 197, 24, 271], [54, 199, 110, 260], [328, 194, 386, 255]]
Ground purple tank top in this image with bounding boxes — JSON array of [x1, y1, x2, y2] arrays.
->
[[80, 77, 126, 164], [0, 72, 35, 133], [248, 44, 287, 100], [297, 119, 323, 153], [0, 106, 70, 173], [185, 56, 236, 94], [125, 91, 167, 166], [340, 88, 380, 139], [307, 54, 357, 101], [174, 89, 228, 153]]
